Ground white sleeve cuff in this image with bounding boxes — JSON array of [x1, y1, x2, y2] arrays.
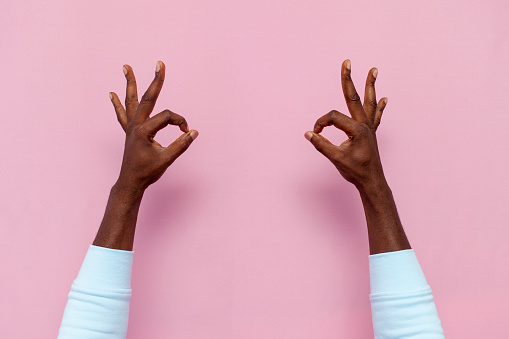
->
[[74, 245, 134, 290], [369, 249, 429, 295]]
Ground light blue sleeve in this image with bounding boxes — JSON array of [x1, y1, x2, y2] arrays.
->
[[57, 245, 134, 339], [369, 249, 445, 338]]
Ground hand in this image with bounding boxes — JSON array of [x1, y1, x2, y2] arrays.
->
[[305, 59, 388, 191], [108, 61, 199, 192]]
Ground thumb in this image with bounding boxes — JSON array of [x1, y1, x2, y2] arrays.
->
[[305, 131, 337, 160], [162, 130, 199, 164]]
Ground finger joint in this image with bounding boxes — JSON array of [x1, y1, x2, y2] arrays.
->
[[140, 92, 153, 103], [348, 92, 361, 102]]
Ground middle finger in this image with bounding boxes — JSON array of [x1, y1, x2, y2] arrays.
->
[[123, 64, 139, 122], [341, 59, 368, 123], [133, 61, 166, 124], [363, 67, 378, 125]]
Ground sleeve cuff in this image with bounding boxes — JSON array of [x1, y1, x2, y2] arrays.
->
[[369, 249, 429, 295], [74, 244, 134, 290]]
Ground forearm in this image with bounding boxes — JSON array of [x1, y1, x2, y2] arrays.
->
[[58, 60, 196, 338], [93, 180, 145, 251], [58, 181, 140, 338], [357, 177, 411, 255], [360, 179, 444, 337], [305, 59, 443, 336]]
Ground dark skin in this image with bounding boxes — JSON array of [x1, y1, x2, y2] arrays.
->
[[93, 58, 410, 257], [93, 61, 198, 251], [305, 59, 411, 254]]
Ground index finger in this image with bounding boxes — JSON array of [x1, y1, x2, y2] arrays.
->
[[341, 59, 368, 123], [133, 61, 166, 124], [142, 109, 190, 137], [313, 110, 357, 137]]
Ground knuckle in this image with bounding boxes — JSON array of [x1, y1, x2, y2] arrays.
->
[[348, 92, 361, 102], [125, 121, 137, 133], [329, 110, 339, 120], [353, 122, 369, 135], [331, 153, 343, 163], [162, 109, 172, 118], [368, 100, 377, 109], [133, 124, 146, 136], [125, 96, 137, 105], [140, 92, 152, 103]]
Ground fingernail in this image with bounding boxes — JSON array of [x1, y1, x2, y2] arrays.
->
[[304, 131, 313, 141], [384, 98, 388, 105], [109, 93, 113, 101], [190, 130, 199, 140], [156, 61, 161, 73], [373, 68, 378, 79], [345, 60, 351, 70], [123, 65, 128, 75]]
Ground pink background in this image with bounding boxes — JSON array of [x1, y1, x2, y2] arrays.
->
[[1, 0, 508, 338]]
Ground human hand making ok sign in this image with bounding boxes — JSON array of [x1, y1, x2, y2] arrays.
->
[[109, 61, 199, 192], [305, 59, 389, 192]]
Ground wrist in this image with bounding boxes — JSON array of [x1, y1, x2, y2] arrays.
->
[[357, 176, 390, 197], [111, 179, 145, 204], [93, 180, 144, 251]]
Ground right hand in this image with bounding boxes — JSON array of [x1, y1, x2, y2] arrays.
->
[[108, 61, 199, 192], [305, 59, 388, 191]]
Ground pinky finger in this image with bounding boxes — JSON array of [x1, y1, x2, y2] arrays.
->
[[110, 92, 128, 132], [374, 97, 388, 131]]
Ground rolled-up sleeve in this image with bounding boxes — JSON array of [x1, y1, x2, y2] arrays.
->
[[369, 249, 445, 338], [57, 245, 133, 339]]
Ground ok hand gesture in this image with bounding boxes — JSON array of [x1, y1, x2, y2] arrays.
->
[[305, 59, 388, 191], [109, 61, 199, 192]]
